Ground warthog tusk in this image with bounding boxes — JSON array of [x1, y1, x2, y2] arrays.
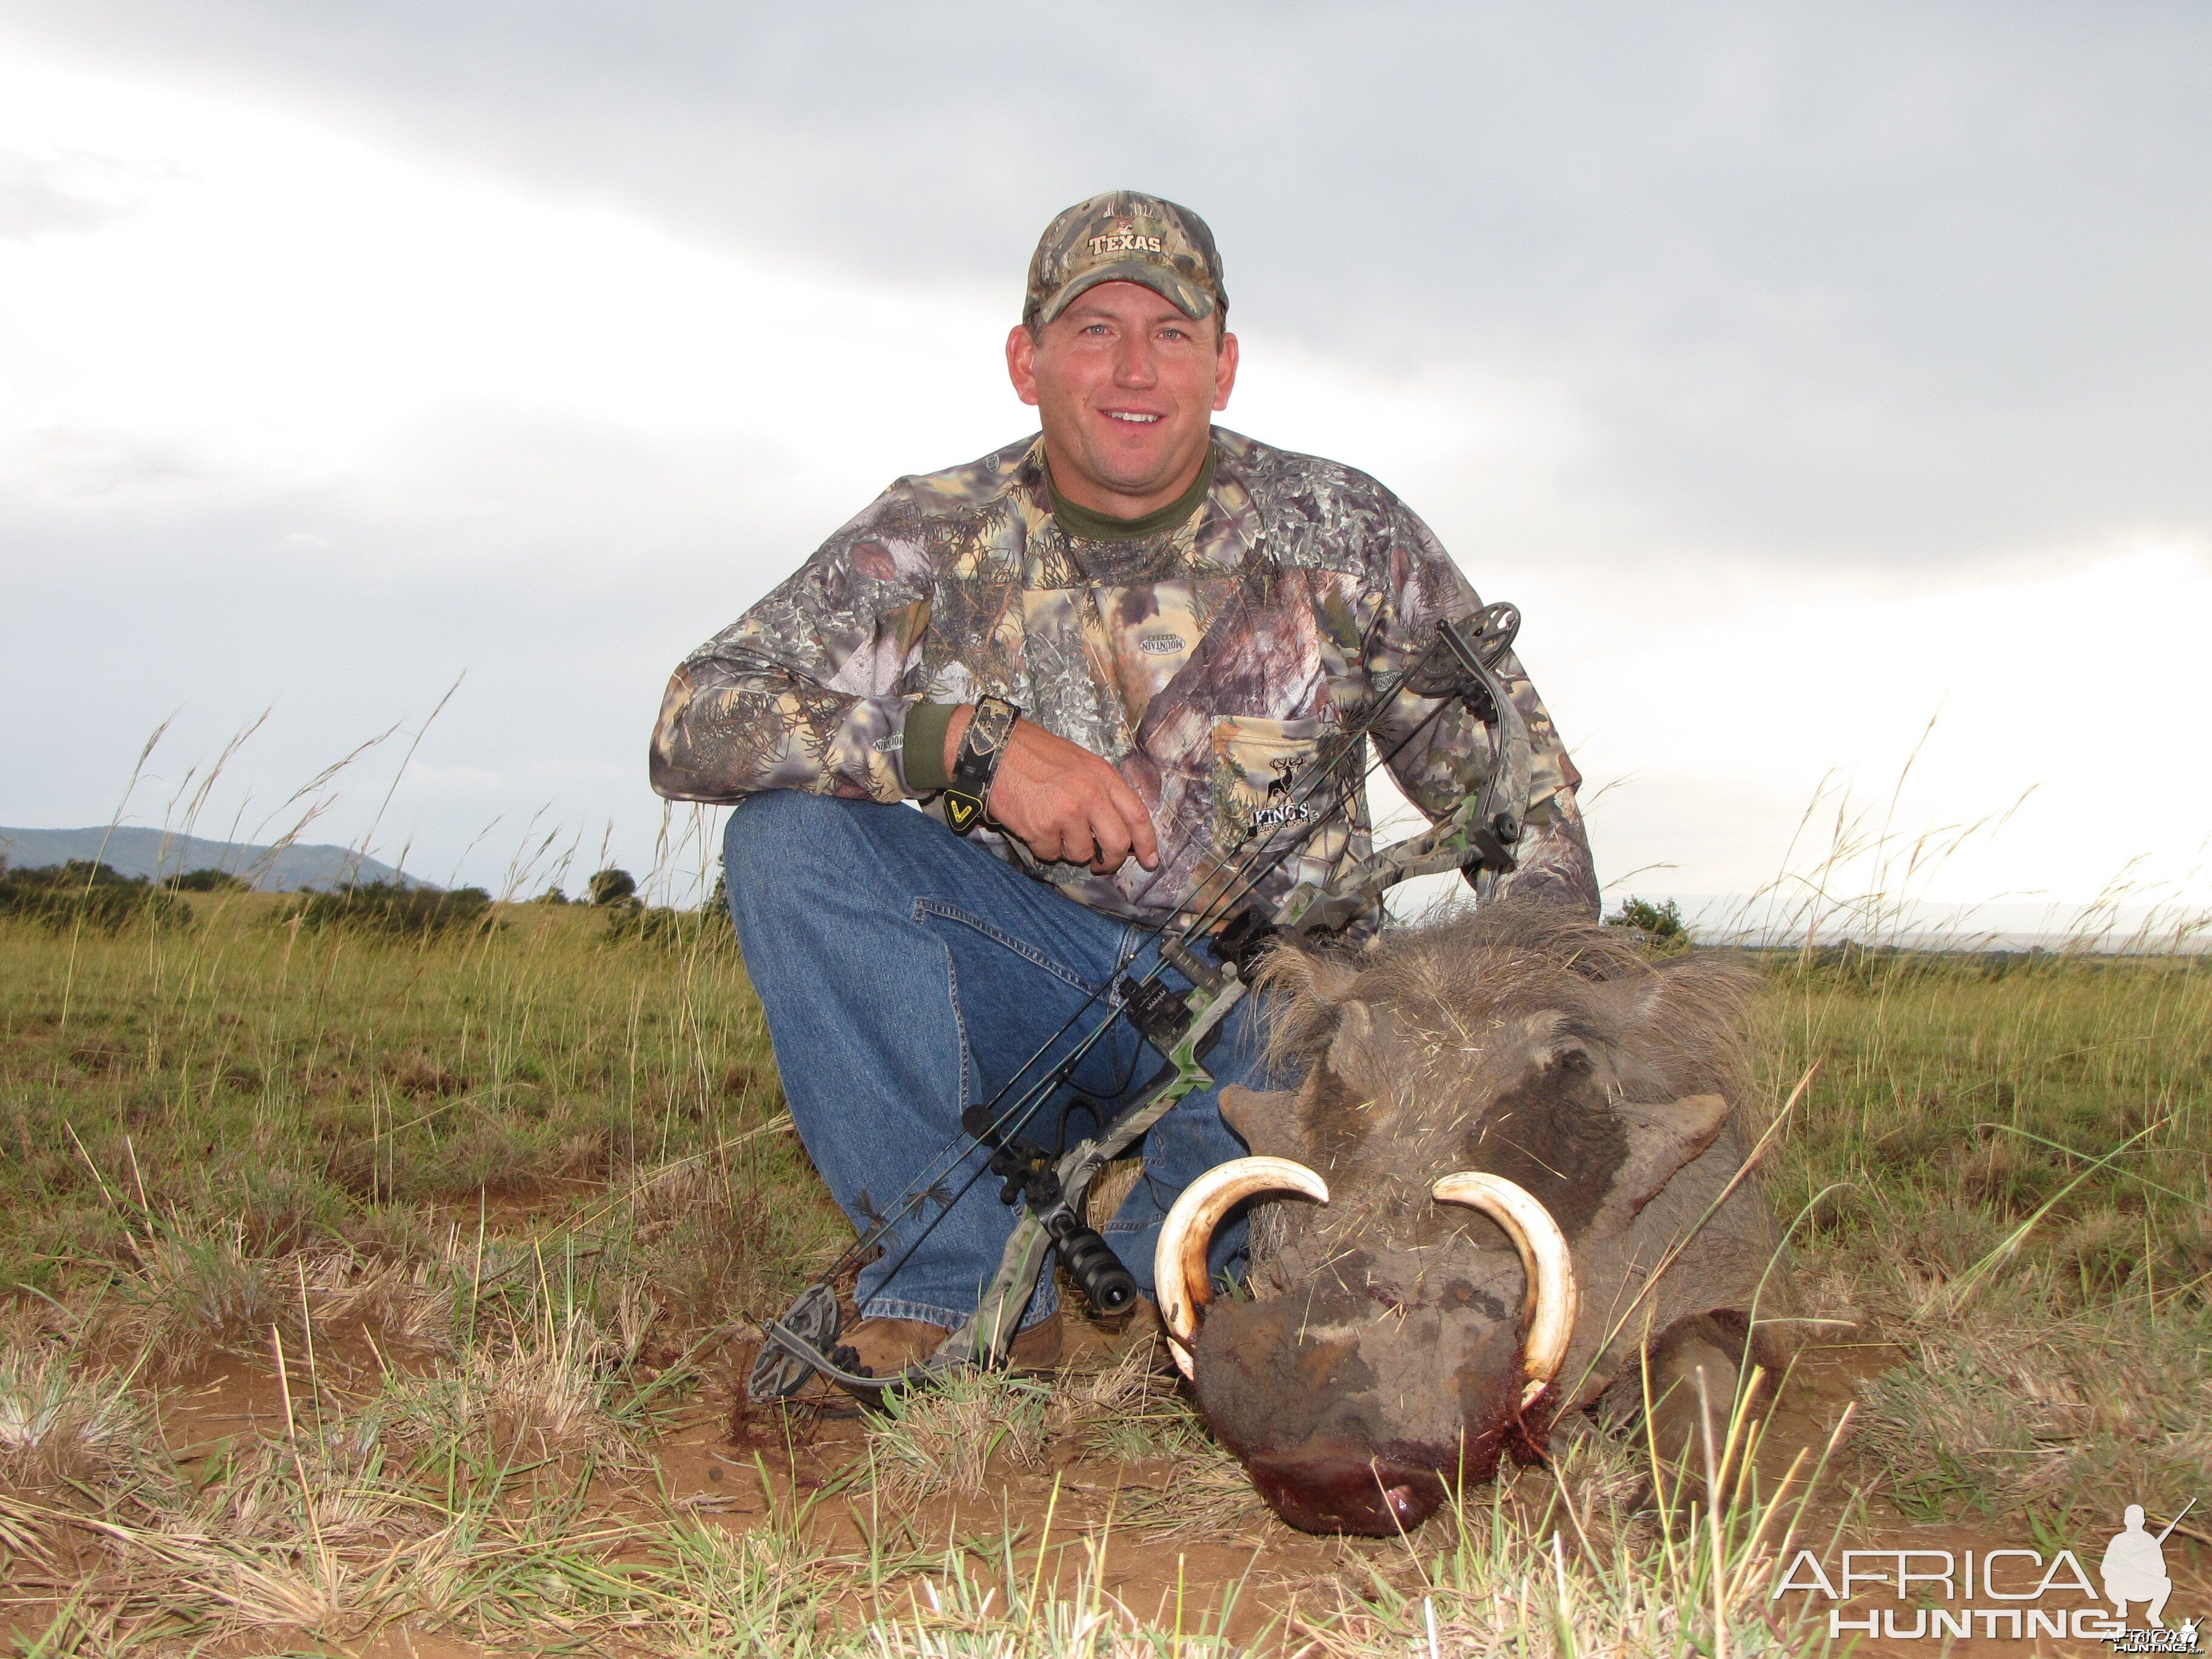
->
[[1155, 1156, 1329, 1381], [1432, 1171, 1578, 1408]]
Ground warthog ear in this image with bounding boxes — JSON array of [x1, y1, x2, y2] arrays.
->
[[1325, 999, 1403, 1099], [1267, 947, 1361, 1010], [1589, 1094, 1732, 1235], [1218, 1085, 1307, 1161]]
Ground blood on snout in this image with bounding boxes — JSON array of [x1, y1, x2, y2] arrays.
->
[[1247, 1449, 1455, 1535]]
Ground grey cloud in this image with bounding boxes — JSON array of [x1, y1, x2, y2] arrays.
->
[[1, 1, 2207, 568], [0, 412, 829, 879]]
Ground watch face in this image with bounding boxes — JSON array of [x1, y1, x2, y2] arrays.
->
[[970, 699, 1017, 753]]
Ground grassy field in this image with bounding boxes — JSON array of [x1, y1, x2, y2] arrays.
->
[[1, 888, 2206, 1655]]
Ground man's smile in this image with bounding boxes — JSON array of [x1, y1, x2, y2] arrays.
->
[[1104, 410, 1162, 424]]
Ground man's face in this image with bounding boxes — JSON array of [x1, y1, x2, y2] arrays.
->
[[1006, 281, 1239, 517]]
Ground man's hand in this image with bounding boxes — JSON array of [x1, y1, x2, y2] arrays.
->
[[945, 705, 1159, 874]]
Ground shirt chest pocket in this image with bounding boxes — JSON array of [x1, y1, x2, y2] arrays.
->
[[1209, 714, 1331, 845]]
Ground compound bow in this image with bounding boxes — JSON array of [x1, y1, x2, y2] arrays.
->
[[749, 603, 1533, 1402]]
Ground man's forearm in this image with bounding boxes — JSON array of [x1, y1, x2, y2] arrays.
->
[[649, 484, 937, 805], [1487, 787, 1600, 916], [649, 658, 915, 804]]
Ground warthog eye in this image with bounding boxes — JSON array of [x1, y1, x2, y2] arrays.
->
[[1547, 1045, 1595, 1079]]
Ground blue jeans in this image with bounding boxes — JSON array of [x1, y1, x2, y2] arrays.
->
[[723, 791, 1268, 1332]]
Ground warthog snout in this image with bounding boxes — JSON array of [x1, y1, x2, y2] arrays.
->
[[1186, 1280, 1534, 1533], [1161, 1167, 1570, 1535]]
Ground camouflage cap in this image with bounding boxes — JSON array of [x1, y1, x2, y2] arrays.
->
[[1025, 190, 1226, 330]]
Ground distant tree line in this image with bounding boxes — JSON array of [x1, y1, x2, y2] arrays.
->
[[169, 868, 250, 892], [281, 881, 494, 940], [0, 860, 193, 933], [575, 865, 738, 952], [2, 853, 741, 949]]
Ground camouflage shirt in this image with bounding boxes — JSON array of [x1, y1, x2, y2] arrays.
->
[[651, 427, 1597, 929]]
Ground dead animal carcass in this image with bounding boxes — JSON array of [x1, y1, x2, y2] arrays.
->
[[1156, 903, 1794, 1535]]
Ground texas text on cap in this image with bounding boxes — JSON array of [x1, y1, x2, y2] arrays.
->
[[1025, 190, 1227, 329]]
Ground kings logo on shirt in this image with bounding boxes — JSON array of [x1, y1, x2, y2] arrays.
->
[[1211, 716, 1327, 838]]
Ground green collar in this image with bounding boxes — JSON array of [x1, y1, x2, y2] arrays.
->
[[1047, 445, 1217, 543]]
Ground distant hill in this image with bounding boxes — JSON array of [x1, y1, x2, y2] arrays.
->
[[0, 826, 435, 893]]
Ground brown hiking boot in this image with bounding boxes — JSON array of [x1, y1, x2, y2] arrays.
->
[[836, 1318, 950, 1379], [836, 1310, 1064, 1379], [1112, 1296, 1180, 1373], [1007, 1310, 1064, 1375]]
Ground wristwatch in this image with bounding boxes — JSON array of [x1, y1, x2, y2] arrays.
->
[[943, 694, 1021, 835]]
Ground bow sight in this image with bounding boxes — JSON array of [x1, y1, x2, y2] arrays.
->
[[748, 605, 1533, 1404]]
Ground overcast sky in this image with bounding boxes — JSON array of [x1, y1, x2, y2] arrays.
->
[[2, 3, 2205, 920]]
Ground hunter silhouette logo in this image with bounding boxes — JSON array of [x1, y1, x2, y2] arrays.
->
[[2102, 1500, 2199, 1653], [2105, 1504, 2179, 1627], [1772, 1498, 2200, 1647]]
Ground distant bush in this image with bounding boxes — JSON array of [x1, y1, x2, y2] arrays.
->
[[1606, 896, 1690, 954], [0, 860, 192, 934], [589, 868, 638, 907], [167, 868, 250, 893], [284, 880, 493, 940], [534, 886, 571, 905], [603, 903, 736, 953]]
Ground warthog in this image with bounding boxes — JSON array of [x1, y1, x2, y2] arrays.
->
[[1154, 903, 1792, 1535]]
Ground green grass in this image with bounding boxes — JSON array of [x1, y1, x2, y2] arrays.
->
[[1760, 949, 2211, 1309], [2, 896, 2207, 1653], [0, 890, 837, 1324], [1749, 947, 2212, 1536]]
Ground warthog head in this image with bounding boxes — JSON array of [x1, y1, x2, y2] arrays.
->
[[1157, 903, 1781, 1535]]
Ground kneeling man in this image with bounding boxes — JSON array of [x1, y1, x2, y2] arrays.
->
[[649, 191, 1595, 1378], [2102, 1506, 2174, 1627]]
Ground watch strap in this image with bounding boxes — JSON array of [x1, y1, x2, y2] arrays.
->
[[945, 695, 1020, 834]]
